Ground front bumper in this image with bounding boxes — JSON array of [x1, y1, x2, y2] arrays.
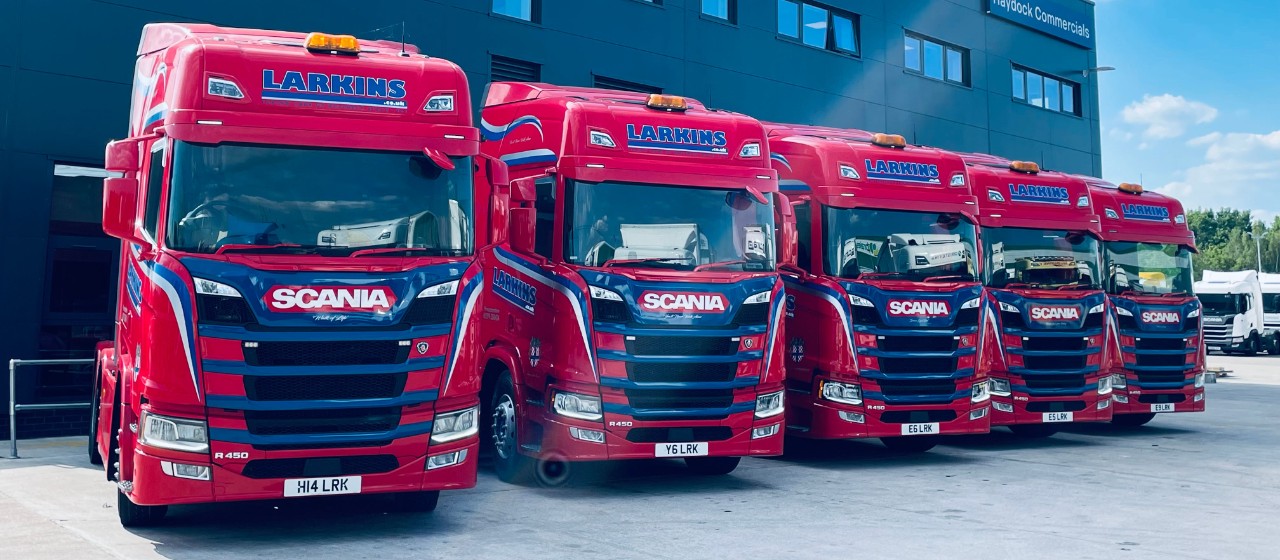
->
[[990, 392, 1113, 425], [125, 435, 478, 507], [789, 394, 990, 439], [1111, 386, 1206, 415], [530, 409, 784, 462]]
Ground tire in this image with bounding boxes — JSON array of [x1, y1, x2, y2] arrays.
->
[[684, 456, 741, 476], [489, 371, 534, 484], [88, 383, 103, 466], [1112, 413, 1156, 427], [1247, 334, 1261, 356], [880, 436, 938, 454], [1268, 335, 1280, 355], [117, 490, 167, 527], [1009, 424, 1059, 438], [391, 490, 440, 513]]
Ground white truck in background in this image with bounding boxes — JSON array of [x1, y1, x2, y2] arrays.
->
[[1195, 270, 1265, 354], [1259, 273, 1280, 355]]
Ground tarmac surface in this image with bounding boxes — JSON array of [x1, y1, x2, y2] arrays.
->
[[2, 353, 1276, 560]]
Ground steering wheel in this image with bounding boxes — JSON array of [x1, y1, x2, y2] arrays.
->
[[176, 200, 277, 250]]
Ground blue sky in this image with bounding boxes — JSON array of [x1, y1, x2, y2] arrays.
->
[[1095, 0, 1280, 222]]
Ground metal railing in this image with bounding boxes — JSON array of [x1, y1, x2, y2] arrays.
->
[[8, 358, 94, 459]]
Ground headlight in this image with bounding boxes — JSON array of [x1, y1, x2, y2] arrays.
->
[[139, 412, 209, 453], [1115, 306, 1133, 317], [848, 294, 874, 308], [1194, 372, 1205, 388], [971, 380, 991, 403], [418, 279, 458, 298], [589, 286, 623, 301], [553, 391, 603, 421], [744, 291, 772, 305], [1097, 375, 1113, 395], [820, 380, 862, 405], [1187, 308, 1200, 319], [754, 390, 785, 419], [1088, 303, 1105, 314], [998, 302, 1020, 313], [1112, 373, 1127, 389], [431, 406, 479, 444], [193, 277, 243, 298], [961, 297, 981, 310], [989, 378, 1011, 397]]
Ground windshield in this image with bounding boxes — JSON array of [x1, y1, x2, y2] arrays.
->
[[1103, 242, 1194, 295], [565, 180, 775, 271], [983, 227, 1101, 290], [166, 141, 473, 256], [823, 206, 978, 281], [1199, 293, 1244, 316], [1265, 293, 1280, 314]]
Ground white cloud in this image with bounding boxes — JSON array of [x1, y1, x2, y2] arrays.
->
[[1157, 130, 1280, 217], [1121, 94, 1218, 140]]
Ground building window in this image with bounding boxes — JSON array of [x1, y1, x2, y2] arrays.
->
[[1013, 66, 1081, 116], [593, 75, 662, 95], [904, 32, 968, 85], [777, 1, 859, 56], [491, 54, 541, 83], [50, 165, 118, 237], [702, 0, 736, 23], [493, 0, 540, 23]]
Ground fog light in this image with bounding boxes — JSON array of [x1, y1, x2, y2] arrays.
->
[[1113, 393, 1129, 404], [569, 426, 606, 443], [427, 449, 468, 470], [970, 407, 988, 420], [159, 460, 211, 481], [1097, 398, 1111, 410], [1194, 373, 1205, 388], [752, 424, 780, 439], [993, 401, 1014, 413], [838, 411, 865, 423], [1194, 392, 1205, 402]]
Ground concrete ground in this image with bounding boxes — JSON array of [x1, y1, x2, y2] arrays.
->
[[3, 354, 1277, 560]]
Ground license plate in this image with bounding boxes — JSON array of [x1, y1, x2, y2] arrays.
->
[[1043, 411, 1074, 423], [656, 442, 707, 457], [901, 422, 940, 436], [283, 476, 361, 497], [1151, 403, 1176, 413]]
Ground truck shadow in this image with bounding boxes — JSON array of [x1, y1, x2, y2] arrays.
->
[[477, 456, 776, 496], [940, 429, 1102, 450], [762, 437, 979, 470], [1058, 423, 1199, 438]]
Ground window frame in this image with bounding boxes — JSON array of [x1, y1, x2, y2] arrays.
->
[[491, 0, 542, 24], [701, 0, 737, 24], [777, 0, 861, 57], [141, 139, 168, 244], [903, 31, 969, 86], [1011, 64, 1082, 117]]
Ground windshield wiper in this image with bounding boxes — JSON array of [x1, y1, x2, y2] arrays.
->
[[348, 247, 467, 258], [923, 274, 975, 283], [215, 243, 324, 255], [693, 260, 747, 272], [859, 272, 913, 280], [602, 257, 693, 268]]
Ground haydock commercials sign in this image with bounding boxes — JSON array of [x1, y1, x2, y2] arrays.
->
[[987, 0, 1095, 49]]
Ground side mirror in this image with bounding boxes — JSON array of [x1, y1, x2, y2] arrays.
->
[[102, 177, 144, 244], [511, 177, 537, 203], [773, 193, 799, 270], [479, 154, 511, 246], [105, 138, 140, 172], [509, 207, 536, 255]]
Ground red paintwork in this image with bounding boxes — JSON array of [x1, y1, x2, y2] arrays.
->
[[1085, 179, 1206, 416], [94, 24, 494, 511], [767, 123, 990, 441], [476, 84, 786, 465], [962, 154, 1115, 427]]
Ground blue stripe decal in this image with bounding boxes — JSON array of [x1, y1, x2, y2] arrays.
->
[[202, 357, 444, 376], [209, 421, 434, 446], [599, 377, 761, 390], [602, 401, 755, 419], [481, 115, 543, 142], [1129, 378, 1195, 389], [596, 349, 762, 364], [500, 149, 558, 166], [857, 369, 976, 381], [198, 324, 451, 341], [146, 260, 200, 401], [494, 246, 596, 378], [1006, 348, 1101, 357], [783, 277, 853, 356], [205, 389, 439, 411], [770, 152, 793, 170], [1009, 365, 1100, 376], [445, 270, 482, 389], [779, 180, 811, 192], [863, 390, 968, 404], [1011, 384, 1091, 397], [261, 90, 407, 109], [125, 261, 143, 311]]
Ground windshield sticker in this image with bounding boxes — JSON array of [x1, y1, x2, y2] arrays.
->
[[863, 159, 941, 184], [626, 124, 728, 154], [261, 70, 407, 112]]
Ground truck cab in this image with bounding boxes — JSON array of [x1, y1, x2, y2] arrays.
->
[[1256, 273, 1280, 354], [476, 85, 790, 482], [93, 24, 503, 525], [963, 155, 1113, 436], [1195, 270, 1265, 354], [766, 124, 989, 453], [1086, 180, 1205, 425]]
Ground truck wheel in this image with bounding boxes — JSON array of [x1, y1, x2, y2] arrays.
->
[[88, 385, 103, 466], [1269, 335, 1280, 355], [1112, 413, 1156, 427], [880, 436, 938, 453], [1009, 424, 1059, 438], [1247, 334, 1261, 355], [117, 490, 167, 527], [390, 490, 440, 513], [684, 456, 741, 475], [490, 371, 534, 484]]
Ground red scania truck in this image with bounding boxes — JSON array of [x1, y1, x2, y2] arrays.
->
[[475, 84, 791, 482], [1084, 179, 1205, 425], [766, 124, 989, 453], [962, 155, 1113, 436], [92, 24, 504, 525]]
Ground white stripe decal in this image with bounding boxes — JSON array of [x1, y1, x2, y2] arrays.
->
[[764, 292, 784, 367], [495, 251, 596, 379], [146, 265, 200, 401], [445, 280, 482, 389], [786, 281, 854, 357], [499, 148, 556, 163]]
